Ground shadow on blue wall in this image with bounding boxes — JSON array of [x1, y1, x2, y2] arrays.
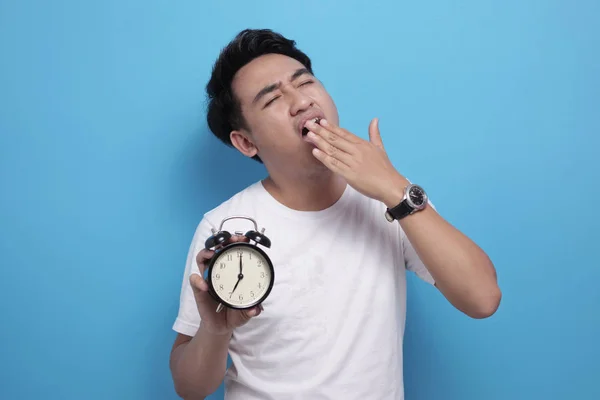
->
[[179, 125, 265, 217], [166, 124, 264, 399]]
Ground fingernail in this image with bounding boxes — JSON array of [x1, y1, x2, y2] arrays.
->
[[307, 131, 316, 138], [320, 119, 328, 126]]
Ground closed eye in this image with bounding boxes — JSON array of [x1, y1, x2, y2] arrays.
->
[[263, 80, 313, 108], [263, 95, 280, 108]]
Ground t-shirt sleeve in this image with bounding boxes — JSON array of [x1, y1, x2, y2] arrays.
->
[[402, 200, 436, 286], [402, 230, 435, 285], [172, 216, 216, 337]]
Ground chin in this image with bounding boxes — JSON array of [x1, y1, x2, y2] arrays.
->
[[305, 153, 329, 171]]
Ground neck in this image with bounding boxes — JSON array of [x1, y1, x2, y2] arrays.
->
[[261, 169, 347, 212]]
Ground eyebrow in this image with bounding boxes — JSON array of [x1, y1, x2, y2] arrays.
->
[[252, 68, 312, 105]]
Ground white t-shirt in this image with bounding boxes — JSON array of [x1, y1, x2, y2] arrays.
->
[[173, 180, 435, 400]]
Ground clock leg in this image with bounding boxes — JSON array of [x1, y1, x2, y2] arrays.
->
[[216, 303, 224, 313]]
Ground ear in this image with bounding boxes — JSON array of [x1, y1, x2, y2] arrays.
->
[[230, 130, 258, 159]]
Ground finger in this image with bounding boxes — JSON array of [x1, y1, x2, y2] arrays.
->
[[312, 147, 349, 173], [306, 131, 353, 166], [368, 118, 384, 149], [320, 119, 362, 143], [305, 119, 358, 154], [214, 234, 250, 251], [240, 305, 263, 320], [228, 234, 250, 243], [318, 118, 354, 138], [249, 305, 263, 317], [196, 249, 214, 274], [190, 272, 209, 293]]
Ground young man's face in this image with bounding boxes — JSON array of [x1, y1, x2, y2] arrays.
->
[[230, 53, 339, 176]]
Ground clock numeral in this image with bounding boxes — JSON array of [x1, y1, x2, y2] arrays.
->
[[239, 294, 244, 301], [219, 284, 224, 290], [237, 251, 243, 258], [227, 254, 233, 261], [215, 273, 220, 280], [257, 260, 263, 266], [250, 291, 255, 298], [260, 272, 265, 278], [258, 283, 262, 289], [219, 262, 226, 269]]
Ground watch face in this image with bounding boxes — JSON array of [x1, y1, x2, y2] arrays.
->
[[209, 243, 274, 309], [407, 185, 427, 208]]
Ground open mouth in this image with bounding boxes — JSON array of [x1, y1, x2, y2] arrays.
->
[[302, 118, 321, 136]]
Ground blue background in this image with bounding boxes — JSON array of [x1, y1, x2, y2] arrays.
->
[[1, 1, 598, 399]]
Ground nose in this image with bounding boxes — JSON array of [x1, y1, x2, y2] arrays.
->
[[289, 89, 313, 116]]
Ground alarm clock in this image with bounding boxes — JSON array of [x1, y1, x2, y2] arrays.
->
[[203, 216, 274, 313]]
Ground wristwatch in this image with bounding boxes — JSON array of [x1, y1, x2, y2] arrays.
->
[[385, 184, 428, 222]]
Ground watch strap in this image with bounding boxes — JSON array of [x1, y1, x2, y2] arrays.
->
[[386, 199, 413, 221]]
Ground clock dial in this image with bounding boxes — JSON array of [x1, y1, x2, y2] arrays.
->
[[210, 244, 272, 308], [408, 186, 425, 206]]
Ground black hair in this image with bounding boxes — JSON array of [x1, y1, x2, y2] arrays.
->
[[206, 29, 313, 163]]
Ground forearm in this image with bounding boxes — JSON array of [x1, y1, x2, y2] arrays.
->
[[398, 205, 501, 318], [170, 323, 231, 399], [302, 116, 501, 317]]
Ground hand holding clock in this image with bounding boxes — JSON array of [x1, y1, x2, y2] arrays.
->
[[190, 235, 262, 336]]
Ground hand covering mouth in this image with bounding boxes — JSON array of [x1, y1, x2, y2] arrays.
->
[[301, 117, 321, 136]]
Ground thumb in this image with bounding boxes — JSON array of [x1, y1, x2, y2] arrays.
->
[[369, 118, 383, 148], [238, 305, 263, 322]]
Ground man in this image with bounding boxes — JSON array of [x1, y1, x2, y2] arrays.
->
[[169, 29, 501, 400]]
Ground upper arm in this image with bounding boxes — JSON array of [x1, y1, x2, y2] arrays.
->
[[401, 200, 437, 286], [172, 217, 216, 336], [402, 230, 436, 285], [169, 333, 193, 372], [172, 333, 193, 353]]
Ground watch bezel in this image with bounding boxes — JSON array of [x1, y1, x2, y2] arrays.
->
[[384, 184, 428, 222], [405, 184, 428, 210]]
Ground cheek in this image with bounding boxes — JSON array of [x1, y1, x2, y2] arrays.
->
[[310, 83, 337, 112], [319, 93, 338, 123], [247, 115, 293, 149]]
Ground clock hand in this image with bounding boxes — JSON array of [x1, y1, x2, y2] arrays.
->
[[230, 253, 244, 298], [230, 278, 241, 297]]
